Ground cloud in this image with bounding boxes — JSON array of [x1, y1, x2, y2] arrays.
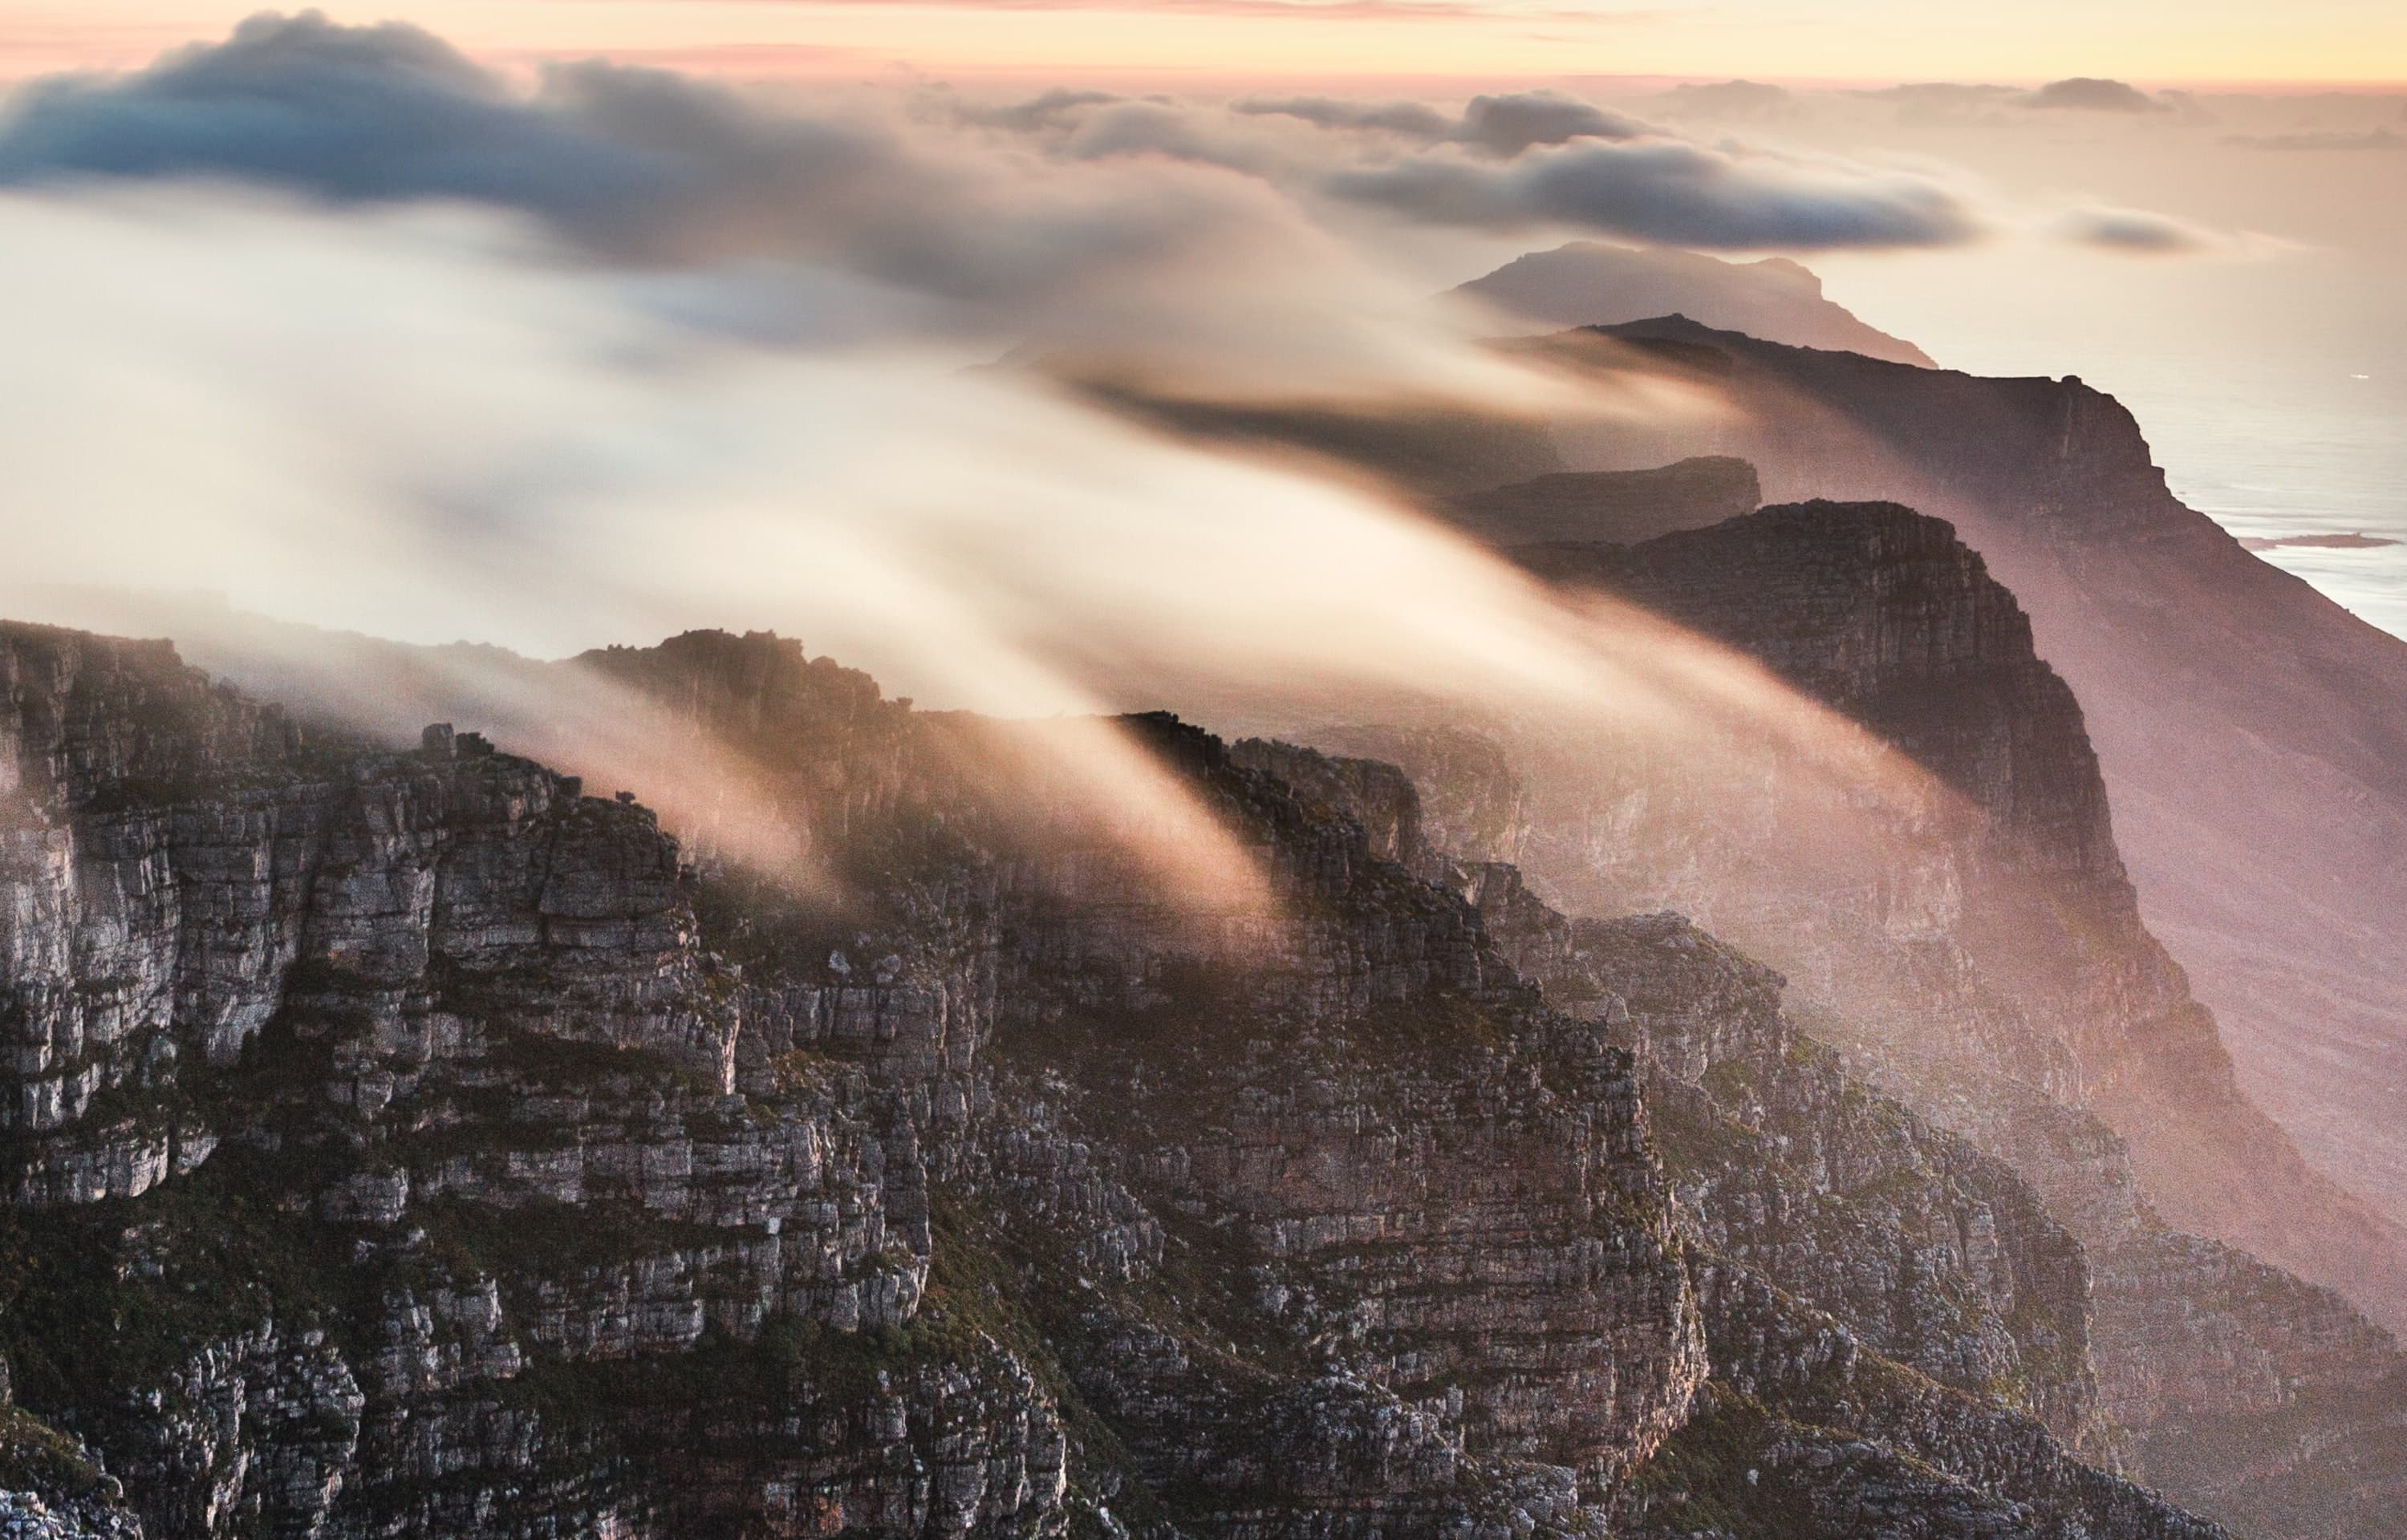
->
[[1056, 99, 1293, 172], [0, 14, 643, 213], [1655, 79, 1796, 120], [2051, 204, 2223, 254], [2020, 77, 2165, 113], [1329, 138, 1979, 249], [0, 12, 1528, 399], [2225, 128, 2405, 152], [0, 10, 2211, 383], [0, 183, 1938, 915], [1231, 94, 1455, 138], [1234, 88, 1646, 155], [0, 17, 2142, 917], [0, 14, 848, 261], [0, 188, 1506, 707], [950, 87, 1124, 133], [1455, 91, 1649, 155], [964, 86, 2210, 268], [1857, 83, 2019, 106], [1841, 83, 2025, 127], [707, 0, 1528, 15]]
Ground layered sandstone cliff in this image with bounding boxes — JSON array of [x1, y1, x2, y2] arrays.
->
[[1309, 499, 2405, 1538], [1559, 318, 2407, 1332], [0, 621, 2223, 1540]]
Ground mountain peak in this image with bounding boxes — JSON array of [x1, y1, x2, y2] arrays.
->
[[1456, 241, 1934, 367]]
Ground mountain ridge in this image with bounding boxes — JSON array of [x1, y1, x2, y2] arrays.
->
[[1544, 315, 2407, 1331], [0, 616, 2232, 1538]]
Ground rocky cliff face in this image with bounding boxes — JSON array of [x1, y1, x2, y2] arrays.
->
[[0, 622, 985, 1537], [1557, 318, 2407, 1337], [1510, 502, 2193, 1112], [1309, 500, 2406, 1538], [1243, 764, 2220, 1540], [0, 621, 2225, 1540]]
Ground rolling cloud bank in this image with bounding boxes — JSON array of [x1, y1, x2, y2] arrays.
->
[[0, 13, 2357, 817], [1, 12, 2363, 886], [0, 10, 2027, 903], [0, 13, 2230, 669]]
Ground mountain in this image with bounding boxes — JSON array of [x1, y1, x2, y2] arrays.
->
[[4, 318, 2397, 1538], [1454, 243, 1936, 367], [1538, 316, 2407, 1333], [0, 618, 2229, 1538], [1308, 498, 2407, 1537]]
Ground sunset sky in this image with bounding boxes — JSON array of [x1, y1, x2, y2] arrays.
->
[[7, 0, 2405, 84]]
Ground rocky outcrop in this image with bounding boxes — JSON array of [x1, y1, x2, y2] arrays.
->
[[1307, 500, 2407, 1537], [1259, 730, 1531, 874], [0, 622, 740, 1209], [628, 665, 1719, 1528], [1256, 753, 2218, 1537], [1509, 502, 2181, 1108], [0, 622, 2226, 1540], [0, 1396, 144, 1540], [0, 622, 1034, 1538], [1561, 318, 2407, 1337], [1492, 902, 2101, 1447]]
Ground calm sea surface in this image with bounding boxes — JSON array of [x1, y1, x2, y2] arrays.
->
[[2137, 366, 2407, 640]]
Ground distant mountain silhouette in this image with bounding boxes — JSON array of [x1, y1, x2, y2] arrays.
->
[[1456, 241, 1935, 367]]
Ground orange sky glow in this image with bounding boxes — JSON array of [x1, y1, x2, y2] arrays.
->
[[3, 0, 2404, 87]]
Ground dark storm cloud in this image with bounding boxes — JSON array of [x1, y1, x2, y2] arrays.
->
[[1328, 138, 1978, 249], [2021, 77, 2167, 113], [1233, 88, 1646, 155]]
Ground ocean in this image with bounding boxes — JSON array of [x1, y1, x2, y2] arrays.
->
[[2136, 361, 2407, 640]]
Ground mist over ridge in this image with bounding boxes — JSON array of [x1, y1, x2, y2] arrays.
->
[[2, 10, 2406, 1540]]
